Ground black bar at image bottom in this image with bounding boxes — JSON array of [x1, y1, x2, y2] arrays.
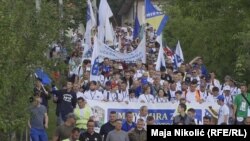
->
[[147, 125, 250, 141]]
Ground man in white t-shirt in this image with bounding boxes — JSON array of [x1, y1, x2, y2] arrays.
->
[[185, 81, 202, 103], [83, 81, 104, 101], [138, 86, 154, 103], [73, 83, 84, 99], [217, 95, 229, 125]]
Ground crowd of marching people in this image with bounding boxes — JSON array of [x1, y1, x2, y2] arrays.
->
[[28, 24, 250, 141]]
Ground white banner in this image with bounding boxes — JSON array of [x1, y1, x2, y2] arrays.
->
[[86, 100, 219, 129], [96, 36, 146, 63]]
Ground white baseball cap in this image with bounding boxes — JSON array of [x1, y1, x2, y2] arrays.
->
[[223, 85, 231, 91]]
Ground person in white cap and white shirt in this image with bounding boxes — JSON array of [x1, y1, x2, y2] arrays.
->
[[222, 85, 234, 124], [222, 85, 233, 105]]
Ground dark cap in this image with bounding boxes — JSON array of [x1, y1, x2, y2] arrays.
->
[[185, 77, 191, 83], [89, 81, 97, 85], [191, 79, 198, 85], [129, 89, 135, 94], [141, 77, 148, 85], [160, 66, 166, 72], [206, 74, 211, 80], [105, 81, 112, 86]]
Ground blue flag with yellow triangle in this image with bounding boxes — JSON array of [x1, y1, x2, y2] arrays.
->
[[145, 0, 168, 35]]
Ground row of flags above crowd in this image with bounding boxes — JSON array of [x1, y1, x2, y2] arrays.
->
[[85, 0, 169, 46], [85, 0, 184, 80], [156, 39, 184, 71], [34, 0, 184, 84]]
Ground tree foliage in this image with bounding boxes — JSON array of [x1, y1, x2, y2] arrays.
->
[[0, 0, 86, 139], [163, 0, 250, 83]]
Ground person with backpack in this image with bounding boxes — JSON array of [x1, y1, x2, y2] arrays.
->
[[233, 83, 250, 125]]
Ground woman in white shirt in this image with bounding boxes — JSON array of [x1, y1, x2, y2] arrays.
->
[[154, 89, 168, 103], [124, 90, 138, 103], [138, 86, 154, 103]]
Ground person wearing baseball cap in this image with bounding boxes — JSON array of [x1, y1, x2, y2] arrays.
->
[[208, 95, 230, 125], [217, 95, 230, 125], [222, 85, 231, 101], [222, 85, 234, 122]]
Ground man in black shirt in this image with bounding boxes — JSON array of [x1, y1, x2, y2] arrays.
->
[[160, 67, 172, 82], [79, 119, 102, 141], [99, 111, 117, 141], [173, 103, 194, 125], [53, 81, 77, 125]]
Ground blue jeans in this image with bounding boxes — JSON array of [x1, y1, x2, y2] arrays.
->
[[30, 128, 48, 141]]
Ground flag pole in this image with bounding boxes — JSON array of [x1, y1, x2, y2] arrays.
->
[[135, 0, 139, 24], [136, 0, 139, 16]]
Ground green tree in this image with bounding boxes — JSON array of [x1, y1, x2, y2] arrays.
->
[[0, 0, 86, 140], [163, 0, 250, 83]]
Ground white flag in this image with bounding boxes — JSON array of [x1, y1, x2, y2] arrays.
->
[[175, 41, 184, 61], [84, 0, 96, 57], [98, 0, 113, 42], [105, 20, 114, 45], [174, 40, 184, 68], [90, 36, 100, 81], [155, 34, 166, 71]]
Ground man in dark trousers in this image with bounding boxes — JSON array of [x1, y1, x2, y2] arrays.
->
[[53, 81, 77, 125], [99, 111, 117, 141]]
